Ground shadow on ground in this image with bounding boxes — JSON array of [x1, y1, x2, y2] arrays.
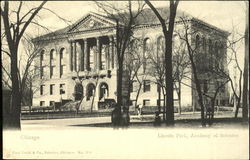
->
[[69, 117, 249, 129]]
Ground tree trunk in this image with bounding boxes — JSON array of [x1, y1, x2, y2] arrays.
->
[[165, 35, 174, 125], [29, 81, 32, 115], [158, 84, 161, 113], [162, 87, 166, 121], [242, 2, 249, 121], [234, 97, 241, 118], [134, 83, 142, 108], [178, 81, 181, 115]]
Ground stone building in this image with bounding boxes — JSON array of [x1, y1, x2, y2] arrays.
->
[[32, 8, 230, 111]]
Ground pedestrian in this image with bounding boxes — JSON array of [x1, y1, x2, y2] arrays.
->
[[154, 111, 161, 126]]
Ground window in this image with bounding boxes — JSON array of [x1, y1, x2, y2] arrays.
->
[[40, 85, 45, 95], [60, 65, 65, 77], [50, 49, 56, 78], [40, 101, 45, 106], [143, 80, 151, 92], [60, 48, 65, 77], [143, 99, 150, 106], [60, 48, 65, 59], [202, 37, 206, 52], [158, 36, 165, 51], [50, 84, 55, 95], [40, 50, 45, 61], [50, 49, 55, 60], [49, 101, 55, 106], [143, 38, 151, 73], [40, 66, 44, 79], [50, 66, 55, 78], [195, 35, 200, 49], [60, 84, 65, 94]]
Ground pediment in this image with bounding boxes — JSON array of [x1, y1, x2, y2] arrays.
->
[[68, 13, 116, 32]]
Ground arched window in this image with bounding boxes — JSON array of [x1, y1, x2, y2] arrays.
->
[[143, 38, 151, 58], [50, 49, 55, 60], [143, 38, 151, 73], [59, 48, 66, 77], [202, 37, 206, 53], [40, 50, 45, 79], [74, 82, 83, 101], [40, 50, 45, 62], [99, 82, 109, 100], [50, 49, 56, 78], [86, 83, 96, 101], [157, 36, 165, 56], [195, 35, 200, 50]]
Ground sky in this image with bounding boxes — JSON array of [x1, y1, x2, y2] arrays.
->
[[33, 1, 246, 34]]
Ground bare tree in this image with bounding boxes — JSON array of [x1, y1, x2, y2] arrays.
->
[[177, 17, 245, 125], [1, 0, 46, 130], [144, 0, 179, 125], [125, 38, 145, 109], [242, 1, 249, 121], [177, 17, 209, 126], [95, 1, 146, 126], [172, 38, 191, 114]]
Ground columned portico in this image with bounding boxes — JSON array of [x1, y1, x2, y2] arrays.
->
[[70, 35, 115, 73]]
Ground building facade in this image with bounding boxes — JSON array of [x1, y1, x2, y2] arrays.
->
[[32, 9, 230, 111]]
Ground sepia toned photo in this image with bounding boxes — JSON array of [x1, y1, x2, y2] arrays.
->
[[2, 1, 249, 159]]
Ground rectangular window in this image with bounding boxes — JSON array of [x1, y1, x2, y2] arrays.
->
[[49, 101, 55, 106], [50, 84, 55, 95], [143, 99, 150, 106], [143, 80, 151, 92], [40, 101, 45, 106], [60, 84, 65, 94], [40, 85, 45, 95]]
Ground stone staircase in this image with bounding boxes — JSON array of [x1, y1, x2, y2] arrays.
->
[[79, 97, 98, 111]]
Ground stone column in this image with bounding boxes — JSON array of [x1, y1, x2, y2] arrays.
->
[[69, 41, 73, 72], [79, 41, 84, 71], [76, 41, 81, 72], [84, 39, 88, 71], [96, 37, 100, 70], [71, 41, 76, 71]]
